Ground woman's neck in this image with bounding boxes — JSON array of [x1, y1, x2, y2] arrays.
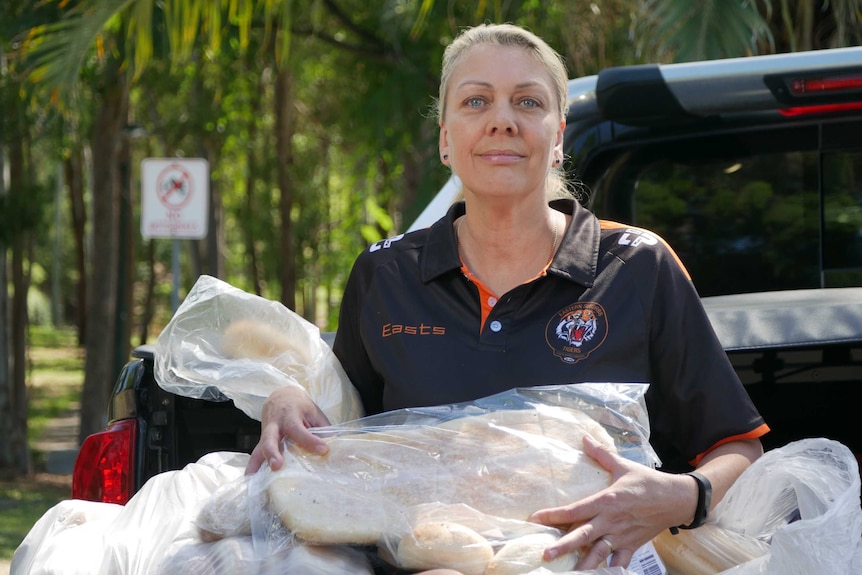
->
[[455, 203, 564, 296]]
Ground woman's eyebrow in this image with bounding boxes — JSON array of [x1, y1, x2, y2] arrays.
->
[[454, 80, 548, 91]]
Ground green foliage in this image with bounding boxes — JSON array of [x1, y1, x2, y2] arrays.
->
[[6, 0, 862, 336], [637, 0, 774, 61], [0, 182, 51, 244]]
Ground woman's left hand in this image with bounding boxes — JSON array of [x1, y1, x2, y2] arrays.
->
[[528, 434, 696, 570]]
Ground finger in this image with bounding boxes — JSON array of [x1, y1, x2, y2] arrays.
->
[[528, 505, 580, 528], [285, 420, 329, 455], [244, 444, 266, 475], [573, 537, 616, 571], [256, 421, 286, 470], [541, 523, 595, 562], [608, 548, 633, 570], [582, 434, 620, 470]]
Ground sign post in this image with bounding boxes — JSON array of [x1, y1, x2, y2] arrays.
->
[[141, 158, 209, 311]]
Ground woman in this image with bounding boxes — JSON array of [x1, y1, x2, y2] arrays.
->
[[247, 23, 769, 572]]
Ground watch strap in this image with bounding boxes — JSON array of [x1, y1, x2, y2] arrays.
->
[[670, 471, 712, 534]]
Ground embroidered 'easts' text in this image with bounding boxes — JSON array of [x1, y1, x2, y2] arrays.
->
[[382, 323, 446, 337]]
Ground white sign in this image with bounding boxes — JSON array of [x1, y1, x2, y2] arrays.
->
[[141, 158, 209, 239]]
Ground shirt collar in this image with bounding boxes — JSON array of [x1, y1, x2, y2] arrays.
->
[[420, 202, 465, 282], [548, 198, 599, 288], [420, 199, 599, 288]]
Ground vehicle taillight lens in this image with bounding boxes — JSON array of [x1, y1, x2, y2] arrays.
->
[[771, 71, 862, 115], [779, 101, 862, 116], [789, 75, 862, 95], [72, 419, 136, 504]]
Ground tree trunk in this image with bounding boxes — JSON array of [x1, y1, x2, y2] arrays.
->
[[78, 61, 129, 444], [204, 146, 223, 281], [797, 1, 814, 52], [7, 127, 31, 477], [65, 146, 87, 346], [0, 92, 11, 476], [244, 69, 264, 296], [275, 64, 296, 310], [115, 135, 134, 378], [137, 240, 156, 345]]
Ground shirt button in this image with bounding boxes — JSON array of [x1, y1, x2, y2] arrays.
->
[[487, 296, 497, 307], [489, 320, 502, 332]]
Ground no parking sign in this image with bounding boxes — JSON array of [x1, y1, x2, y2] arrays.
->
[[141, 158, 209, 239]]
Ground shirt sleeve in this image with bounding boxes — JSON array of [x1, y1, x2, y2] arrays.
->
[[332, 249, 385, 415], [639, 239, 767, 470]]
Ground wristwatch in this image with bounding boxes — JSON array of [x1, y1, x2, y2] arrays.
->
[[670, 471, 712, 535]]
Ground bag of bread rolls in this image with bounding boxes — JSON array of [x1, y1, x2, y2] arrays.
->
[[249, 383, 659, 572], [154, 274, 363, 424], [652, 438, 862, 575]]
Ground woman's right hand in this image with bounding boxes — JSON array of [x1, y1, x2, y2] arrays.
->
[[244, 385, 331, 474]]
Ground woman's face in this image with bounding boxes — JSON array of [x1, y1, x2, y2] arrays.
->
[[439, 43, 565, 202]]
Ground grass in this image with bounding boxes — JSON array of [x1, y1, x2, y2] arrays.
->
[[0, 325, 83, 562], [0, 474, 73, 562]]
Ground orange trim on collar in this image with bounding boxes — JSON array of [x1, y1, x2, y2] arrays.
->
[[460, 262, 550, 332]]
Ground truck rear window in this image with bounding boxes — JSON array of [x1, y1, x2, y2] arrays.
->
[[588, 121, 862, 296]]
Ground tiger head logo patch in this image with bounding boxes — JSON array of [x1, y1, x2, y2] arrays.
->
[[546, 302, 608, 363]]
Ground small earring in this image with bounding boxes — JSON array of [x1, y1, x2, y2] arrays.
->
[[555, 158, 561, 165], [443, 154, 448, 161]]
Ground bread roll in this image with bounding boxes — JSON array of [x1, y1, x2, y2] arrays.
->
[[652, 524, 770, 575], [195, 476, 251, 542], [267, 406, 615, 545], [221, 318, 314, 367], [395, 522, 493, 575], [267, 473, 407, 545], [485, 532, 577, 575]]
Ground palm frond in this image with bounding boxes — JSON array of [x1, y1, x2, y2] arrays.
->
[[639, 0, 773, 62], [17, 1, 133, 90]]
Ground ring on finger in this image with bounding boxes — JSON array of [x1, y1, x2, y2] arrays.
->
[[598, 537, 614, 555]]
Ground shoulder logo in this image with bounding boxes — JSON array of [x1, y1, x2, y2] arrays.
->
[[617, 228, 658, 247], [369, 234, 405, 252], [545, 302, 608, 363]]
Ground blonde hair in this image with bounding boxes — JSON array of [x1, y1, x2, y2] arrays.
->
[[436, 23, 571, 199]]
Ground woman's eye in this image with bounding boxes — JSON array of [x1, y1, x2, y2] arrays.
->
[[466, 97, 485, 108], [520, 98, 541, 108]]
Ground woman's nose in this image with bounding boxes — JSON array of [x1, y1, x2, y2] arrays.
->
[[487, 103, 518, 135]]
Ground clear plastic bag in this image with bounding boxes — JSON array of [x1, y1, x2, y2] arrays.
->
[[714, 437, 862, 575], [247, 383, 659, 573], [11, 451, 248, 575], [10, 500, 123, 575], [154, 274, 363, 423], [652, 437, 862, 575], [157, 536, 374, 575]]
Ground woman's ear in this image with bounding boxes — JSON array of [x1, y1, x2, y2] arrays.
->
[[439, 122, 450, 165], [554, 118, 566, 155]]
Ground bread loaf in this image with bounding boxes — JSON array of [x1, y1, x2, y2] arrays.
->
[[485, 532, 577, 574], [395, 522, 494, 575], [652, 523, 770, 575], [267, 406, 614, 545]]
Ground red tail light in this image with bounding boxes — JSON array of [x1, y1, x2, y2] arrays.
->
[[72, 419, 136, 504], [779, 101, 862, 117], [789, 75, 862, 95]]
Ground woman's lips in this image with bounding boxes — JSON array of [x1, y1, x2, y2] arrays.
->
[[478, 150, 524, 163]]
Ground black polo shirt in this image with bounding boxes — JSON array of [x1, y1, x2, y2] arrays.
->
[[332, 199, 768, 469]]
